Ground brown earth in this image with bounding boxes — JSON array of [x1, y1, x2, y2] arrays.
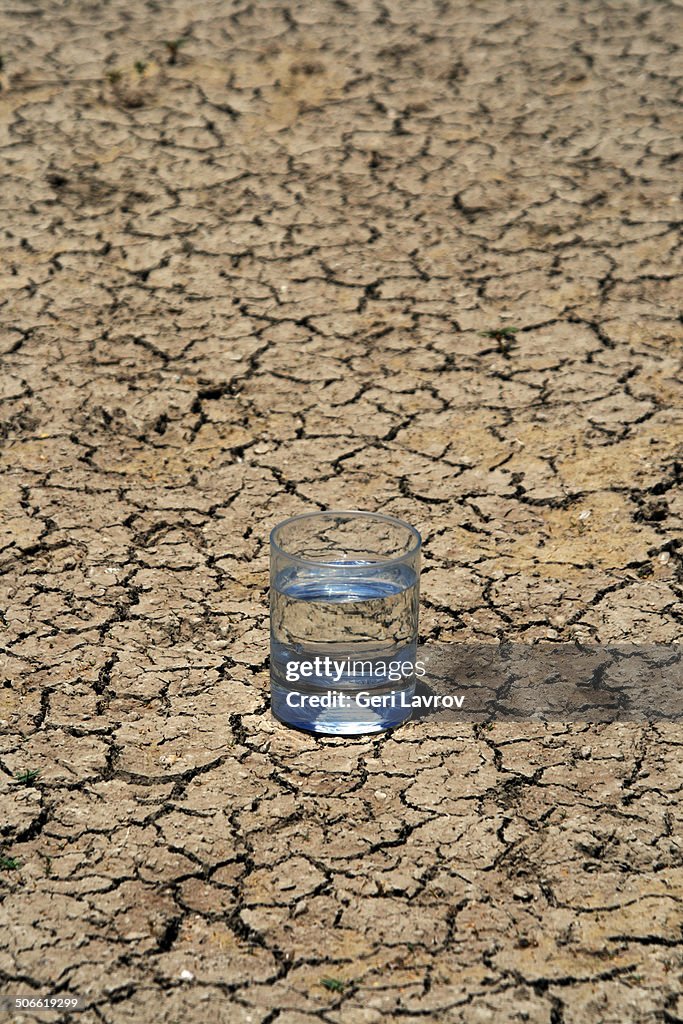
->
[[1, 1, 682, 1021]]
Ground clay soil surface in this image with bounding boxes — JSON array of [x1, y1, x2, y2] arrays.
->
[[1, 1, 682, 1021]]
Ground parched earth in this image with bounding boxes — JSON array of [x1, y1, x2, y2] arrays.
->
[[1, 0, 682, 1021]]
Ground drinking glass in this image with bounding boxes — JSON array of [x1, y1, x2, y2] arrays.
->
[[270, 510, 421, 734]]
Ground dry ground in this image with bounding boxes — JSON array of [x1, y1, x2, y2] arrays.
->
[[1, 0, 682, 1021]]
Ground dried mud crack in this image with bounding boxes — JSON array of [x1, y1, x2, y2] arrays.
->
[[1, 1, 682, 1022]]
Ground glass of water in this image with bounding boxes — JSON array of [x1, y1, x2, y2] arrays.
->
[[270, 510, 421, 734]]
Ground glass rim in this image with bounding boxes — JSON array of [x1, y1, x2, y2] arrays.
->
[[270, 509, 422, 568]]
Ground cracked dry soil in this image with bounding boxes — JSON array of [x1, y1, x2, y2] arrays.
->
[[0, 1, 682, 1022]]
